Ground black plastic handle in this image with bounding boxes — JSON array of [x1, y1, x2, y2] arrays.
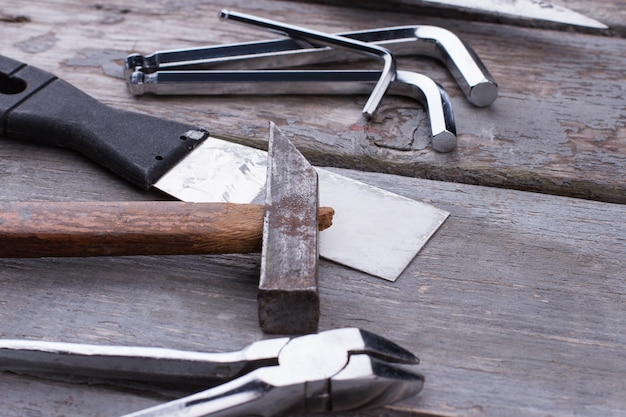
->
[[0, 55, 209, 190]]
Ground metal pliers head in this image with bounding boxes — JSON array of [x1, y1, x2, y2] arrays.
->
[[261, 327, 423, 414], [149, 328, 423, 417]]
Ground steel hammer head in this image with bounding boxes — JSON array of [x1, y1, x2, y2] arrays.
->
[[259, 123, 320, 334]]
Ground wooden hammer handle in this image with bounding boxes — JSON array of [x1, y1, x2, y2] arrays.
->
[[0, 201, 334, 258]]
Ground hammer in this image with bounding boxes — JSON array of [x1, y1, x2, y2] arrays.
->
[[0, 123, 333, 334]]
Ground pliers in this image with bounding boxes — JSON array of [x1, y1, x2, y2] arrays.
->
[[0, 328, 424, 417]]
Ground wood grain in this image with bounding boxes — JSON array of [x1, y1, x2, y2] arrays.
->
[[0, 201, 334, 258]]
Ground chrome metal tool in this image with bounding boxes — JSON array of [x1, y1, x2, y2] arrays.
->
[[0, 328, 424, 417], [125, 25, 497, 107], [128, 69, 457, 153], [217, 9, 396, 119], [124, 13, 499, 152]]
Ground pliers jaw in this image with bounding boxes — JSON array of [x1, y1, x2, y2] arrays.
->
[[313, 328, 423, 413], [255, 328, 423, 415], [329, 354, 425, 413]]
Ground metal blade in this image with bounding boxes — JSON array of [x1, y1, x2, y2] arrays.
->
[[154, 135, 448, 281], [154, 137, 268, 203], [407, 0, 607, 29], [316, 169, 448, 281]]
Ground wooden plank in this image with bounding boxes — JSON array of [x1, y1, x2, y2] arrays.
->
[[0, 138, 624, 417], [1, 0, 625, 203]]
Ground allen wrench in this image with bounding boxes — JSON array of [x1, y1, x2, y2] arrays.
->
[[128, 69, 457, 152], [123, 13, 484, 151], [216, 10, 396, 119], [125, 25, 497, 107]]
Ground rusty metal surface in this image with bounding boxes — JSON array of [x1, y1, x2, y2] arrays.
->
[[258, 123, 320, 334]]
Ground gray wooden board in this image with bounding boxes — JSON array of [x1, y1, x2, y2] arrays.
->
[[0, 139, 624, 417], [1, 0, 625, 203]]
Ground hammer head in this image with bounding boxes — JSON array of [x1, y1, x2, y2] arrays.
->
[[258, 123, 319, 334]]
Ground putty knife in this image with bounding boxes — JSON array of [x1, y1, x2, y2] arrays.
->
[[0, 54, 448, 281]]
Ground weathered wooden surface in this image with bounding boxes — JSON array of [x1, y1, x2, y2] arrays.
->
[[1, 0, 625, 202], [0, 141, 625, 416], [1, 1, 625, 416]]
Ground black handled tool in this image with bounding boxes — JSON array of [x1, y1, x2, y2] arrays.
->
[[0, 54, 209, 190]]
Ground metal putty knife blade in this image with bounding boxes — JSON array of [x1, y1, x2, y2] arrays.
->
[[405, 0, 607, 29], [155, 136, 449, 281]]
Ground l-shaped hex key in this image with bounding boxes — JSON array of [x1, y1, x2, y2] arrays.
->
[[128, 69, 457, 152], [217, 10, 396, 119], [125, 25, 497, 107]]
